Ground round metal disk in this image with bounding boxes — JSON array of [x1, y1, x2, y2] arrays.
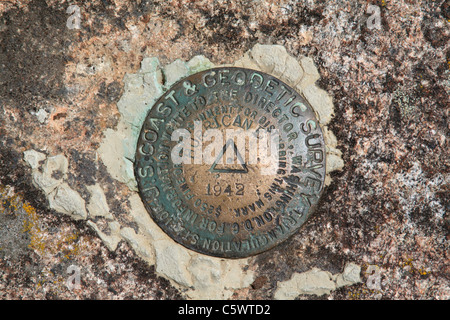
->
[[135, 67, 326, 258]]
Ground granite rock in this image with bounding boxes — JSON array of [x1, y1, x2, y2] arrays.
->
[[0, 0, 448, 301]]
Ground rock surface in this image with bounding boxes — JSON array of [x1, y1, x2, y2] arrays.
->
[[0, 0, 448, 300]]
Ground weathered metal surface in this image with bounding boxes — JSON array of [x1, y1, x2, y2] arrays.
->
[[135, 67, 326, 258]]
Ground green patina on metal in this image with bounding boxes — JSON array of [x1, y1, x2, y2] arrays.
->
[[134, 67, 326, 258]]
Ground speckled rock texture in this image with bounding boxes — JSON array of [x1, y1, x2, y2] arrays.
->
[[0, 0, 448, 300]]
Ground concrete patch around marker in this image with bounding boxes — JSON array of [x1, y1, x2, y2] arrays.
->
[[283, 55, 304, 87], [335, 263, 362, 288], [154, 240, 193, 288], [250, 44, 289, 77], [93, 45, 343, 299], [87, 220, 122, 251], [48, 183, 87, 220], [24, 152, 87, 220], [98, 125, 137, 191], [23, 150, 46, 170], [186, 55, 215, 74], [163, 59, 189, 87], [86, 184, 112, 219], [24, 44, 343, 299], [302, 84, 335, 125], [120, 227, 156, 265], [274, 263, 361, 300], [25, 151, 69, 195]]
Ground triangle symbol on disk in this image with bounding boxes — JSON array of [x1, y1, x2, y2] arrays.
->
[[209, 139, 248, 174]]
